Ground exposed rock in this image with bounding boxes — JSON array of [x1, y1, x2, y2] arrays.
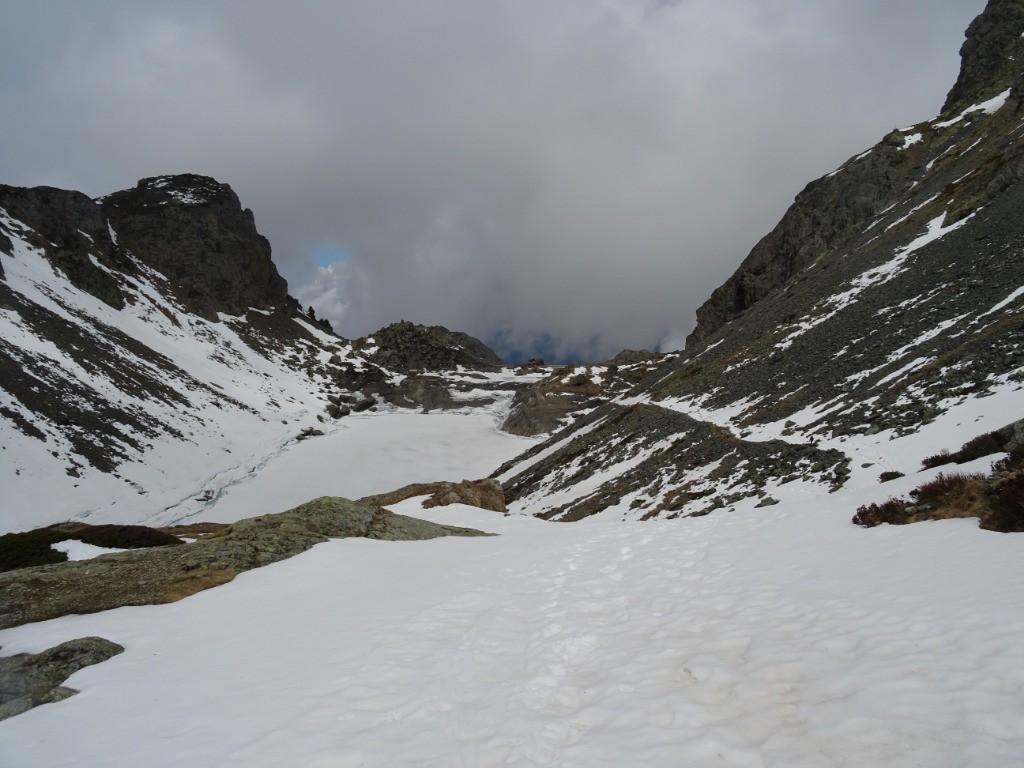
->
[[360, 478, 507, 513], [686, 1, 1024, 349], [606, 349, 659, 366], [0, 497, 486, 629], [99, 175, 296, 320], [499, 403, 849, 521], [355, 320, 504, 372], [382, 375, 454, 411], [0, 184, 128, 309], [502, 387, 597, 437], [501, 358, 664, 436], [0, 637, 124, 722], [942, 0, 1024, 114]]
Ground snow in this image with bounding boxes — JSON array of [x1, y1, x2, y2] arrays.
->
[[933, 88, 1012, 129], [3, 194, 1024, 765], [899, 132, 922, 149], [197, 410, 537, 523], [2, 388, 1023, 766], [2, 442, 1022, 766], [50, 539, 127, 561]]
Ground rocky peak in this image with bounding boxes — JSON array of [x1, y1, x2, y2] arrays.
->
[[942, 0, 1024, 115], [686, 2, 1024, 348], [100, 174, 295, 319], [355, 320, 504, 372]]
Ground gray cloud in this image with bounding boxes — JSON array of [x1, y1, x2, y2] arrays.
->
[[0, 0, 985, 360]]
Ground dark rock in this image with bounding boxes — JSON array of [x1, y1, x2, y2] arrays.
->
[[352, 396, 376, 412], [0, 184, 128, 308], [0, 636, 124, 721], [99, 175, 294, 320], [384, 375, 454, 412], [942, 0, 1024, 114], [355, 320, 504, 372]]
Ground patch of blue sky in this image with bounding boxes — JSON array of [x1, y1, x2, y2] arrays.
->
[[309, 244, 349, 268]]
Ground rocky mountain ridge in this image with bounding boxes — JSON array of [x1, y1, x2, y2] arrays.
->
[[2, 1, 1021, 533], [0, 176, 531, 533], [493, 0, 1024, 521]]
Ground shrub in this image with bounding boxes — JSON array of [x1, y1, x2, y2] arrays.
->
[[0, 529, 68, 572], [922, 449, 953, 469], [853, 498, 910, 528], [0, 522, 183, 573], [993, 446, 1024, 473], [909, 472, 983, 506], [955, 432, 1003, 463], [75, 524, 182, 549], [922, 431, 1005, 469], [982, 473, 1024, 533], [878, 471, 905, 483]]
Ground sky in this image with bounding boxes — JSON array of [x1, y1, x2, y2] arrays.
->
[[0, 0, 985, 362]]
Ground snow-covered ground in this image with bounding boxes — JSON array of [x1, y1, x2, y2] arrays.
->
[[1, 407, 1023, 767], [197, 409, 538, 523]]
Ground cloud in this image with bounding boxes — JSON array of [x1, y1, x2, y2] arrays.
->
[[0, 0, 985, 360]]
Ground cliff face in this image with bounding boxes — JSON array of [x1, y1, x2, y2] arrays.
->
[[100, 175, 295, 319], [942, 0, 1024, 114], [687, 0, 1024, 348]]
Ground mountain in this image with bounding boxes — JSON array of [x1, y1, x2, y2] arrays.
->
[[0, 176, 521, 533], [495, 0, 1024, 521], [2, 2, 1022, 535]]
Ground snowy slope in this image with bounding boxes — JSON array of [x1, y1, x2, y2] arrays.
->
[[0, 405, 1021, 767], [0, 203, 397, 532]]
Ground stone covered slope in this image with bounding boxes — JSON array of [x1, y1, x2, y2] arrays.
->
[[496, 0, 1024, 522]]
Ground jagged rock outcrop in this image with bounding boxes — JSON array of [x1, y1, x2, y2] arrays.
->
[[687, 0, 1024, 348], [0, 497, 486, 629], [355, 320, 504, 372], [942, 0, 1024, 114], [100, 175, 297, 319], [0, 637, 124, 722]]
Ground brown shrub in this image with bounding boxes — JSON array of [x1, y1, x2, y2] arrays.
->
[[75, 524, 183, 550], [922, 431, 1005, 469], [909, 472, 984, 506], [955, 432, 1004, 462], [853, 498, 911, 528], [982, 474, 1024, 533], [878, 471, 905, 483], [993, 446, 1024, 473], [922, 449, 953, 469]]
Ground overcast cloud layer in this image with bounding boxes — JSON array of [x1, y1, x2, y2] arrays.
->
[[1, 1, 984, 361]]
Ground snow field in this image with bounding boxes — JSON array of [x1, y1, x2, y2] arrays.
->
[[1, 486, 1022, 767], [196, 409, 538, 523]]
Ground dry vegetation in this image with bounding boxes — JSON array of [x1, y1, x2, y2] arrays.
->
[[854, 447, 1024, 533]]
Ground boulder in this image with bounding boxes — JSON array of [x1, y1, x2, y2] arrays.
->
[[0, 637, 124, 722]]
